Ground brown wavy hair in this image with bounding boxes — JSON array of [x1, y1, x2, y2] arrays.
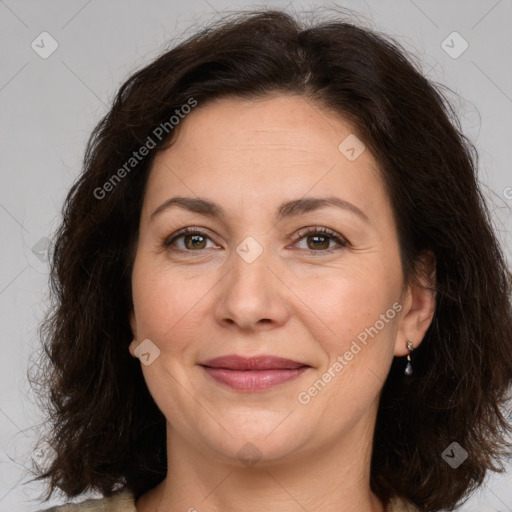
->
[[28, 8, 512, 511]]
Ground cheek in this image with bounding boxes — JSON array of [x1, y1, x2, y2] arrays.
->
[[295, 269, 401, 419], [130, 260, 209, 406], [131, 256, 213, 346], [293, 262, 401, 349]]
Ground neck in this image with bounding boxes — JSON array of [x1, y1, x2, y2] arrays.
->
[[136, 413, 384, 512]]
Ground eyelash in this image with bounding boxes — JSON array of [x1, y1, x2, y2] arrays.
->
[[162, 226, 348, 255]]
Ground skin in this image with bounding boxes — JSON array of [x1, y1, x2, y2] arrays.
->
[[128, 94, 436, 512]]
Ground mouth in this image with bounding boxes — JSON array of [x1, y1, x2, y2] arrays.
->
[[199, 355, 311, 392]]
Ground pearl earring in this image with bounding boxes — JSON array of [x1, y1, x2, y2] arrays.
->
[[404, 339, 414, 376]]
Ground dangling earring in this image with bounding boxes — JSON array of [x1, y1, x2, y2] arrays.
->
[[404, 339, 414, 376]]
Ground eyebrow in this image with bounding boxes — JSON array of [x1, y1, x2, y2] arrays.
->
[[150, 196, 369, 223]]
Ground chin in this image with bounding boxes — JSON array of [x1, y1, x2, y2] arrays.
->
[[197, 418, 311, 466]]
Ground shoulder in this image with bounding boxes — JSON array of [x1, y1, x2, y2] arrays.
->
[[386, 496, 421, 512], [34, 488, 136, 512], [34, 489, 416, 512]]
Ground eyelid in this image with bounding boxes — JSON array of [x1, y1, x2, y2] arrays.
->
[[292, 226, 346, 242]]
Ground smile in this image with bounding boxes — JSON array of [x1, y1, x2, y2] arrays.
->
[[199, 355, 311, 392]]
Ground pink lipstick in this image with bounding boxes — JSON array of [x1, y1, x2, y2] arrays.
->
[[199, 355, 310, 392]]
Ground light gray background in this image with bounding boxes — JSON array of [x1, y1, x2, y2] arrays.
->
[[1, 1, 511, 511]]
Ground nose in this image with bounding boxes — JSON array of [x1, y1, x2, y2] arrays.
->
[[214, 241, 291, 331]]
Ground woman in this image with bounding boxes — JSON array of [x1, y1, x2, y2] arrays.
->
[[31, 8, 512, 512]]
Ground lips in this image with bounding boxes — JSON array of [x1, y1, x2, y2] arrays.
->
[[200, 355, 308, 370], [199, 355, 311, 392]]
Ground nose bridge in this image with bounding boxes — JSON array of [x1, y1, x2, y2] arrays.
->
[[215, 234, 289, 329], [229, 235, 273, 304]]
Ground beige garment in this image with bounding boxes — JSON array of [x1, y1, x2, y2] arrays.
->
[[35, 489, 136, 512], [36, 488, 419, 511], [386, 495, 420, 512]]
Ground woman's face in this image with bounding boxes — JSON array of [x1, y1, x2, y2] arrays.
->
[[129, 94, 423, 466]]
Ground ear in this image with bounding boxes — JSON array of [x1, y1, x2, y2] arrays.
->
[[128, 309, 138, 357], [394, 251, 436, 356]]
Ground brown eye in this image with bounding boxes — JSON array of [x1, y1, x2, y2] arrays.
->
[[183, 234, 207, 250], [306, 235, 331, 250], [293, 227, 348, 253], [163, 228, 219, 252]]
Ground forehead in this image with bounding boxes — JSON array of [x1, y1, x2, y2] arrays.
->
[[164, 94, 356, 157], [143, 94, 390, 225]]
